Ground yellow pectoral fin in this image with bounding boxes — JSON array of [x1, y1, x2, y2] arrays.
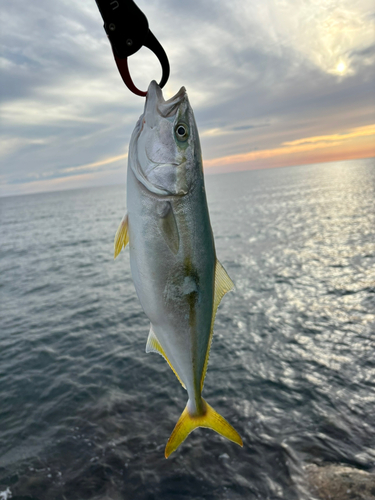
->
[[114, 214, 129, 259], [146, 326, 186, 389], [200, 260, 234, 390], [165, 398, 243, 458]]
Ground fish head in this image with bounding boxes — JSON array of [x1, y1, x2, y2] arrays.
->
[[130, 81, 201, 196]]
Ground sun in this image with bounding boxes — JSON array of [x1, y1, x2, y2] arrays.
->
[[335, 61, 347, 75]]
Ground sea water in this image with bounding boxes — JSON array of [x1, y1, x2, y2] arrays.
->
[[0, 158, 374, 499]]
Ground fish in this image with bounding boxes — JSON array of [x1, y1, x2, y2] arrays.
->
[[114, 81, 243, 458]]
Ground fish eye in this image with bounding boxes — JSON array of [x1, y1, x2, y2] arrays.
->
[[175, 123, 189, 141]]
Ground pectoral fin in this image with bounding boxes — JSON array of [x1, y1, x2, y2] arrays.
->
[[146, 326, 186, 389], [158, 203, 179, 255], [114, 214, 129, 259], [200, 260, 234, 389]]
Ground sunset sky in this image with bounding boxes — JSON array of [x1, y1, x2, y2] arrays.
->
[[1, 0, 374, 196]]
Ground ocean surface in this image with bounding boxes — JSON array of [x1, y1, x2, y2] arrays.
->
[[0, 158, 374, 500]]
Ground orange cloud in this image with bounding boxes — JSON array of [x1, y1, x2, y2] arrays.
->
[[204, 124, 375, 171], [63, 152, 128, 173], [283, 124, 375, 146]]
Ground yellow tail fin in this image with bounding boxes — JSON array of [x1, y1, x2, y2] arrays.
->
[[165, 399, 243, 458]]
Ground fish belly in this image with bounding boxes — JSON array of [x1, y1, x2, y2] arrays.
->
[[127, 167, 215, 397]]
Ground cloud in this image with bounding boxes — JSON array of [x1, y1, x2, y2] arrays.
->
[[283, 124, 375, 147], [63, 153, 128, 173], [0, 0, 374, 195], [0, 168, 126, 198], [204, 124, 375, 169]]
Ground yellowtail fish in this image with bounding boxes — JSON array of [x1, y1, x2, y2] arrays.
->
[[114, 81, 242, 458]]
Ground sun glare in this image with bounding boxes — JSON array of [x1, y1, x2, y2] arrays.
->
[[335, 61, 347, 75]]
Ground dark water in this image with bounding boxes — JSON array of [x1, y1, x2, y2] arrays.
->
[[0, 158, 374, 500]]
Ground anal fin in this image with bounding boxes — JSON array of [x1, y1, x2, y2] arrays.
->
[[214, 260, 235, 307], [146, 326, 186, 389], [114, 214, 129, 259]]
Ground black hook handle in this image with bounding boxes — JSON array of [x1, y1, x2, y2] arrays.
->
[[95, 0, 170, 95]]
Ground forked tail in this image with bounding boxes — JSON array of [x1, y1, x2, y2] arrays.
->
[[165, 398, 243, 458]]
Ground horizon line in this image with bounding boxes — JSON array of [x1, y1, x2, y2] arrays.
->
[[1, 154, 373, 199]]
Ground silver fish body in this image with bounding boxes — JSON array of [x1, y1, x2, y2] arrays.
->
[[115, 81, 242, 457]]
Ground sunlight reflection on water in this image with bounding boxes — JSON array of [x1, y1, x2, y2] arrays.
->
[[0, 158, 374, 499]]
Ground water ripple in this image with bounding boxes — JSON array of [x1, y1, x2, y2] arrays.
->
[[0, 159, 374, 499]]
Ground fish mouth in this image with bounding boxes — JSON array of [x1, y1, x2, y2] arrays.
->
[[134, 82, 187, 144], [145, 81, 187, 119]]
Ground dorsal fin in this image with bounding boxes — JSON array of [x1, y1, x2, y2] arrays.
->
[[146, 326, 186, 389], [114, 214, 129, 259], [200, 260, 234, 390]]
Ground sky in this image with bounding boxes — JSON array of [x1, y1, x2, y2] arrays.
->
[[1, 0, 374, 196]]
